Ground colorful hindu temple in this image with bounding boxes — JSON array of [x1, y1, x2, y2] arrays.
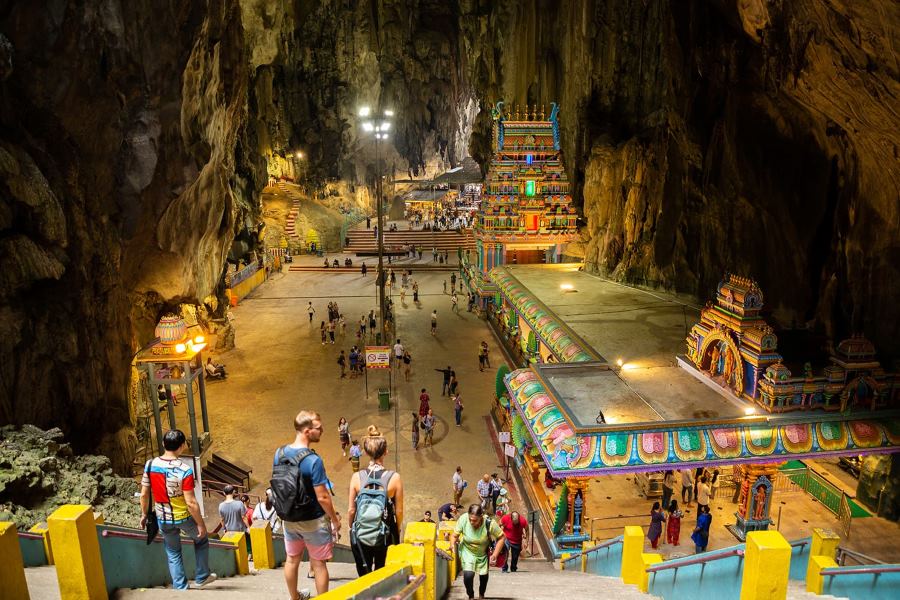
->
[[463, 101, 579, 308], [486, 265, 900, 552]]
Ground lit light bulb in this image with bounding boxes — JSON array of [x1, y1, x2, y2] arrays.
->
[[295, 151, 303, 159], [358, 106, 371, 117], [744, 407, 756, 416], [616, 358, 623, 367], [193, 335, 205, 344], [384, 109, 394, 117], [362, 122, 374, 132], [175, 343, 186, 354]]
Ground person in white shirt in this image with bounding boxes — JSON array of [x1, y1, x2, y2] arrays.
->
[[393, 339, 404, 368], [251, 488, 282, 533], [680, 469, 694, 505], [696, 475, 711, 511]]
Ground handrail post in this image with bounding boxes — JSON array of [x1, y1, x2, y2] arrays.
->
[[621, 526, 644, 586], [221, 532, 250, 575], [249, 521, 275, 570], [640, 553, 663, 593], [0, 522, 29, 600], [807, 556, 838, 594], [741, 531, 791, 600], [47, 505, 108, 600]]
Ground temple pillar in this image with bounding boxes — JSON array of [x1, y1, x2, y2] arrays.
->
[[495, 244, 503, 268], [566, 477, 591, 536], [727, 463, 781, 541]]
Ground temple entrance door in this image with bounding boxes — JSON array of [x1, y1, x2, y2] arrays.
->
[[526, 214, 539, 231], [506, 249, 544, 265]]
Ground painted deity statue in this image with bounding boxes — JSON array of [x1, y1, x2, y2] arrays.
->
[[753, 485, 767, 520], [723, 349, 736, 387], [709, 343, 721, 376]]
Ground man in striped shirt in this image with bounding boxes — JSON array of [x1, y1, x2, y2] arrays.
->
[[141, 429, 217, 590]]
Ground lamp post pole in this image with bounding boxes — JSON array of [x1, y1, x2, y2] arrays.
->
[[376, 133, 386, 344]]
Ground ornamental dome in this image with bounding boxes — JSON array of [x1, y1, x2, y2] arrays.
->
[[835, 335, 876, 360], [765, 362, 792, 382], [155, 314, 188, 346]]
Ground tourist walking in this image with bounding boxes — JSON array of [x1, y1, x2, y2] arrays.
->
[[647, 501, 666, 549], [662, 470, 675, 512], [320, 321, 327, 345], [450, 504, 505, 600], [218, 485, 249, 539], [422, 409, 435, 447], [403, 350, 412, 382], [710, 469, 720, 499], [451, 292, 458, 312], [431, 310, 438, 335], [359, 316, 367, 338], [449, 370, 459, 395], [412, 281, 419, 302], [348, 440, 361, 472], [480, 341, 490, 368], [499, 510, 527, 573], [680, 468, 694, 505], [696, 475, 711, 513], [393, 339, 404, 368], [327, 320, 335, 344], [337, 351, 346, 378], [361, 263, 367, 276], [478, 343, 487, 371], [252, 488, 283, 534], [477, 475, 492, 510], [348, 426, 404, 576], [411, 413, 420, 450], [272, 411, 341, 599], [453, 392, 463, 426], [307, 302, 316, 323], [436, 365, 453, 396], [140, 429, 217, 590], [490, 474, 502, 513], [338, 418, 350, 456], [368, 311, 376, 336], [452, 467, 467, 505], [418, 388, 431, 418], [691, 505, 712, 553], [666, 500, 683, 545], [443, 280, 447, 294]]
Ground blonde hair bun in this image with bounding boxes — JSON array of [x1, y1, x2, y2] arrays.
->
[[367, 425, 382, 437]]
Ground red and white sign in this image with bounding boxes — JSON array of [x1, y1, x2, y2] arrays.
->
[[365, 346, 391, 369]]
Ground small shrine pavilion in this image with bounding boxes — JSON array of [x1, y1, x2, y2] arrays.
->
[[464, 101, 579, 307]]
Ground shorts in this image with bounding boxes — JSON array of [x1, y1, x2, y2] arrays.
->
[[283, 516, 334, 561]]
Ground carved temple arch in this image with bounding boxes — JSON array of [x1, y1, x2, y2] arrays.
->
[[698, 329, 745, 397]]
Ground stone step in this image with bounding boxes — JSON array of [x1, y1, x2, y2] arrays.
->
[[24, 562, 360, 600], [785, 580, 848, 600]]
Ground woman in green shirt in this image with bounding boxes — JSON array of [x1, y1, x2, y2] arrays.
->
[[450, 504, 506, 599]]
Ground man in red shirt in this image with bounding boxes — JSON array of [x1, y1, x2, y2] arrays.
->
[[499, 510, 527, 573]]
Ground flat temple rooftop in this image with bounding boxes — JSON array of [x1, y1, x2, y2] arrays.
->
[[506, 265, 749, 421]]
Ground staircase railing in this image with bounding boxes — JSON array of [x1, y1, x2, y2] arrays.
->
[[819, 564, 900, 600], [382, 574, 427, 600], [836, 546, 885, 566]]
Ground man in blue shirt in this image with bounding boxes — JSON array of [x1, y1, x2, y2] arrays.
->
[[277, 411, 341, 600]]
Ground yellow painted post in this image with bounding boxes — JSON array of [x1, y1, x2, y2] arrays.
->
[[0, 522, 30, 600], [93, 513, 105, 525], [436, 540, 457, 580], [386, 543, 426, 600], [47, 505, 108, 600], [249, 521, 275, 570], [29, 523, 53, 565], [221, 532, 250, 575], [582, 541, 591, 572], [560, 552, 570, 570], [640, 553, 664, 593], [404, 522, 437, 600], [809, 528, 840, 561], [740, 530, 791, 600], [621, 525, 645, 586], [806, 555, 837, 595]]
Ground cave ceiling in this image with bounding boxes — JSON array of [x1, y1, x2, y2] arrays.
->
[[0, 0, 897, 468]]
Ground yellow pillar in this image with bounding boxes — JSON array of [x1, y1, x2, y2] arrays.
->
[[640, 553, 664, 593], [621, 525, 645, 586], [93, 513, 105, 525], [436, 540, 457, 580], [806, 555, 837, 595], [0, 522, 30, 600], [581, 540, 591, 572], [809, 528, 840, 561], [404, 522, 437, 600], [249, 522, 275, 570], [221, 532, 250, 575], [47, 505, 108, 600], [28, 523, 53, 565], [740, 530, 791, 600], [560, 552, 570, 570], [386, 544, 426, 600]]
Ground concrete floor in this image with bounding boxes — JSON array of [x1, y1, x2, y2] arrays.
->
[[180, 263, 508, 535]]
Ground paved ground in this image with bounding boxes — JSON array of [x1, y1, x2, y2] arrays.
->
[[190, 265, 510, 535]]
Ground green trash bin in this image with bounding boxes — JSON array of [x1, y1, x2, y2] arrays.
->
[[375, 332, 382, 345], [378, 388, 390, 411]]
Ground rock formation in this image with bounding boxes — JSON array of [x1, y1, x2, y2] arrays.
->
[[0, 1, 897, 469]]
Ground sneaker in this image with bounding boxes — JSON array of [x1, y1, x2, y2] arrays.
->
[[291, 590, 312, 600], [192, 573, 217, 588]]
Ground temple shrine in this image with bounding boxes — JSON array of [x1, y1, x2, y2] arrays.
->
[[683, 273, 899, 413], [464, 101, 579, 308]]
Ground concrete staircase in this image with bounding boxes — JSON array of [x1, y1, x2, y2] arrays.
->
[[786, 580, 847, 599], [277, 181, 301, 240], [444, 559, 656, 599], [24, 562, 360, 599], [346, 228, 475, 256]]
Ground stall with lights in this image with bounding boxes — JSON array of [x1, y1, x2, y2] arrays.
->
[[135, 315, 212, 457]]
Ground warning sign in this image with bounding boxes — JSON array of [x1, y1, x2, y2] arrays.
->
[[365, 346, 391, 369]]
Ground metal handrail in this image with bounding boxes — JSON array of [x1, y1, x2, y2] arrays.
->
[[379, 574, 427, 600], [562, 535, 624, 561], [17, 531, 44, 540], [836, 546, 885, 566], [436, 548, 454, 561], [790, 539, 809, 548], [646, 548, 744, 573], [101, 528, 235, 549], [822, 565, 900, 576]]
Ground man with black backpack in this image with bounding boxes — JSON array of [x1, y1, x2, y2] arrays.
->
[[270, 411, 340, 600]]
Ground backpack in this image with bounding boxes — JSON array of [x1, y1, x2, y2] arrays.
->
[[351, 468, 394, 547], [270, 447, 319, 522]]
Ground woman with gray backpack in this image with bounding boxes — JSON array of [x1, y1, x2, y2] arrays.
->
[[347, 425, 405, 576]]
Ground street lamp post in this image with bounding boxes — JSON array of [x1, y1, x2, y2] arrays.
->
[[359, 106, 394, 344]]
